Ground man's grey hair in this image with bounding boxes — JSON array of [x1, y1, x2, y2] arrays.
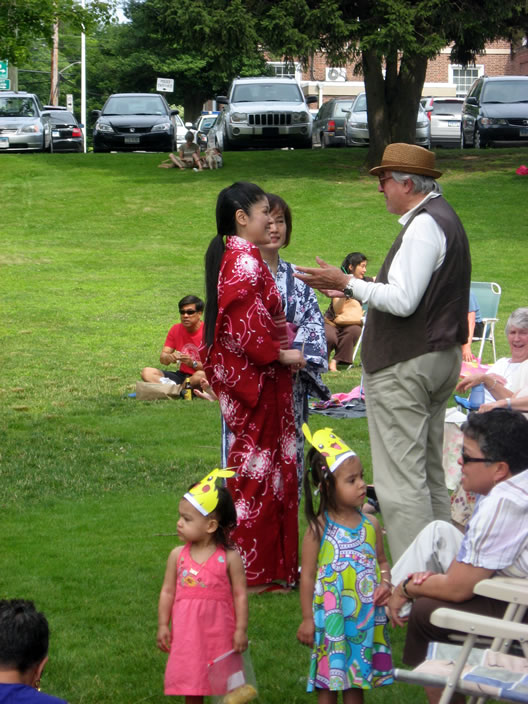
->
[[505, 307, 528, 334], [391, 171, 442, 195]]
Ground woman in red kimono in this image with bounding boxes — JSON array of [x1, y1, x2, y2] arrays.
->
[[202, 182, 305, 589]]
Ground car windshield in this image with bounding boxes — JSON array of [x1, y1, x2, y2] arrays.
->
[[0, 97, 37, 118], [352, 94, 367, 112], [103, 96, 167, 115], [199, 117, 216, 130], [433, 101, 463, 116], [482, 80, 528, 103], [49, 111, 76, 125], [335, 102, 354, 116], [232, 83, 303, 103]]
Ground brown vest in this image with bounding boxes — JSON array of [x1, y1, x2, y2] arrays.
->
[[361, 195, 471, 374]]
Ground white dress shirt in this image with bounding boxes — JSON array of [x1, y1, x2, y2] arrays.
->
[[351, 192, 446, 317]]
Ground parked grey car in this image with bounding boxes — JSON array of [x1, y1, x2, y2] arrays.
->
[[422, 97, 464, 147], [346, 92, 430, 148], [0, 91, 52, 152], [312, 98, 355, 148], [460, 75, 528, 149], [212, 77, 317, 150]]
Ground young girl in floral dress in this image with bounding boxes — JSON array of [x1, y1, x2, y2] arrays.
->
[[202, 182, 304, 589], [297, 425, 394, 702]]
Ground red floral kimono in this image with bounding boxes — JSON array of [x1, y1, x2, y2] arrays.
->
[[202, 236, 298, 586]]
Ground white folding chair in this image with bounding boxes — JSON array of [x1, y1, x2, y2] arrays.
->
[[471, 282, 502, 363], [394, 576, 528, 704]]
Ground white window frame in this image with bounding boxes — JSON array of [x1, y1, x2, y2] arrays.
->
[[448, 64, 484, 97], [267, 61, 302, 83]]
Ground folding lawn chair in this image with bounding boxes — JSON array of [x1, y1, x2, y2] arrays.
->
[[394, 576, 528, 704], [471, 282, 502, 363]]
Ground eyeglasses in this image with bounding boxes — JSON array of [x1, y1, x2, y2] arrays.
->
[[180, 309, 198, 316], [378, 175, 393, 186], [460, 453, 491, 465]]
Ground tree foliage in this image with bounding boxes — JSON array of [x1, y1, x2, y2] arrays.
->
[[0, 0, 115, 66]]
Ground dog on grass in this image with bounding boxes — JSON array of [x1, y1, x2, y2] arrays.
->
[[204, 147, 223, 169]]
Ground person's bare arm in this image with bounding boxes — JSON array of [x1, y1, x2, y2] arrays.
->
[[297, 527, 319, 646], [227, 549, 249, 653], [159, 345, 180, 366], [294, 257, 351, 292], [462, 311, 476, 362], [157, 546, 182, 651]]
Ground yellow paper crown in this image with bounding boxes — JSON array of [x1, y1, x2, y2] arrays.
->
[[184, 468, 236, 516], [302, 424, 356, 473]]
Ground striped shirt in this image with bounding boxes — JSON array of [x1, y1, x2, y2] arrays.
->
[[457, 468, 528, 578]]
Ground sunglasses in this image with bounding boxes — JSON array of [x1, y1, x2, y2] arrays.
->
[[180, 308, 198, 316], [460, 453, 491, 465]]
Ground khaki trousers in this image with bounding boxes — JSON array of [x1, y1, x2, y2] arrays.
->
[[363, 346, 461, 562]]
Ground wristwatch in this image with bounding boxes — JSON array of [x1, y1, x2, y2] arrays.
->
[[192, 361, 199, 370], [343, 277, 355, 300]]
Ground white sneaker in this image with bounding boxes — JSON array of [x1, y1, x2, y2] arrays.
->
[[160, 377, 176, 386]]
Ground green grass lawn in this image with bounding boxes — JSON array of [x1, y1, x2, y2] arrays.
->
[[1, 146, 527, 703]]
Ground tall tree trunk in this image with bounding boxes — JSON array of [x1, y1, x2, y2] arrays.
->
[[390, 52, 428, 144], [183, 92, 207, 125], [362, 48, 390, 168]]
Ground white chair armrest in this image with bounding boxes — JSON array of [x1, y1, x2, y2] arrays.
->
[[473, 577, 528, 606], [430, 607, 528, 643]]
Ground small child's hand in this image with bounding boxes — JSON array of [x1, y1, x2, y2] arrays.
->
[[296, 618, 315, 647], [373, 583, 391, 607], [157, 625, 171, 652], [233, 627, 248, 653]]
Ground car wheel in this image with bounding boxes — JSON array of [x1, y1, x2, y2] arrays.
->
[[474, 129, 487, 149]]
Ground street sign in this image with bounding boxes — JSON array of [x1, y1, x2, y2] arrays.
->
[[0, 78, 10, 90], [156, 77, 174, 93], [67, 94, 73, 111], [0, 60, 8, 79]]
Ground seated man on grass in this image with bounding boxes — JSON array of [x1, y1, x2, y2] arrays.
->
[[387, 408, 528, 704], [141, 295, 205, 390]]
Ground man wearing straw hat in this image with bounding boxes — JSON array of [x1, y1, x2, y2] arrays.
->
[[296, 144, 471, 561]]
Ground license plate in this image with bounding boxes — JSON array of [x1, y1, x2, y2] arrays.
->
[[124, 136, 140, 144], [520, 127, 528, 137], [262, 127, 279, 136], [52, 130, 60, 137], [448, 121, 458, 127], [0, 136, 9, 148]]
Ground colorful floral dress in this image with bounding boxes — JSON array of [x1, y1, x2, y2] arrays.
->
[[307, 513, 394, 692], [202, 236, 298, 586], [164, 544, 237, 696]]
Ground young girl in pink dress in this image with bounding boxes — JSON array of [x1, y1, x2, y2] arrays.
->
[[157, 469, 248, 702], [202, 182, 305, 589]]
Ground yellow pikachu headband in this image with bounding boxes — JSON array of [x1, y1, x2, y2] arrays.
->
[[302, 424, 356, 473], [184, 468, 236, 516]]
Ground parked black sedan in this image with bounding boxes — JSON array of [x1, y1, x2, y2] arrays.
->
[[48, 110, 83, 152], [92, 93, 181, 153]]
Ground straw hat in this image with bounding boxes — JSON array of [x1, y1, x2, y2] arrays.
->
[[369, 143, 442, 179]]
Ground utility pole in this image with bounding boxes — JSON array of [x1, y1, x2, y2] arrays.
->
[[49, 20, 60, 105]]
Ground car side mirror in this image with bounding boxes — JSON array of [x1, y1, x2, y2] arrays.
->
[[170, 109, 179, 116], [92, 109, 101, 118], [465, 97, 477, 106], [306, 95, 318, 104], [216, 96, 228, 105]]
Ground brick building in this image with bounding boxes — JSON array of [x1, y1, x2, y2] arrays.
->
[[266, 39, 528, 107]]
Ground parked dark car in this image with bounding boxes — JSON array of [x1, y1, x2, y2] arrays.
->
[[0, 91, 51, 152], [48, 110, 83, 152], [460, 75, 528, 148], [312, 98, 355, 148], [92, 93, 181, 153]]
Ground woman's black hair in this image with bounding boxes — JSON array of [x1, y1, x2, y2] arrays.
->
[[303, 448, 337, 542], [0, 599, 49, 673], [204, 182, 267, 346], [341, 251, 367, 274], [266, 192, 292, 247], [462, 408, 528, 474]]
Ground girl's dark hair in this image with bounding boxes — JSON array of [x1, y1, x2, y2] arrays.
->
[[204, 182, 267, 346], [341, 252, 367, 274], [303, 448, 337, 542], [210, 486, 238, 548], [0, 599, 49, 673], [266, 192, 292, 247]]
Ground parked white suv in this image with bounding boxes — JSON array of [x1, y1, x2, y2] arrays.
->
[[212, 77, 317, 150]]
